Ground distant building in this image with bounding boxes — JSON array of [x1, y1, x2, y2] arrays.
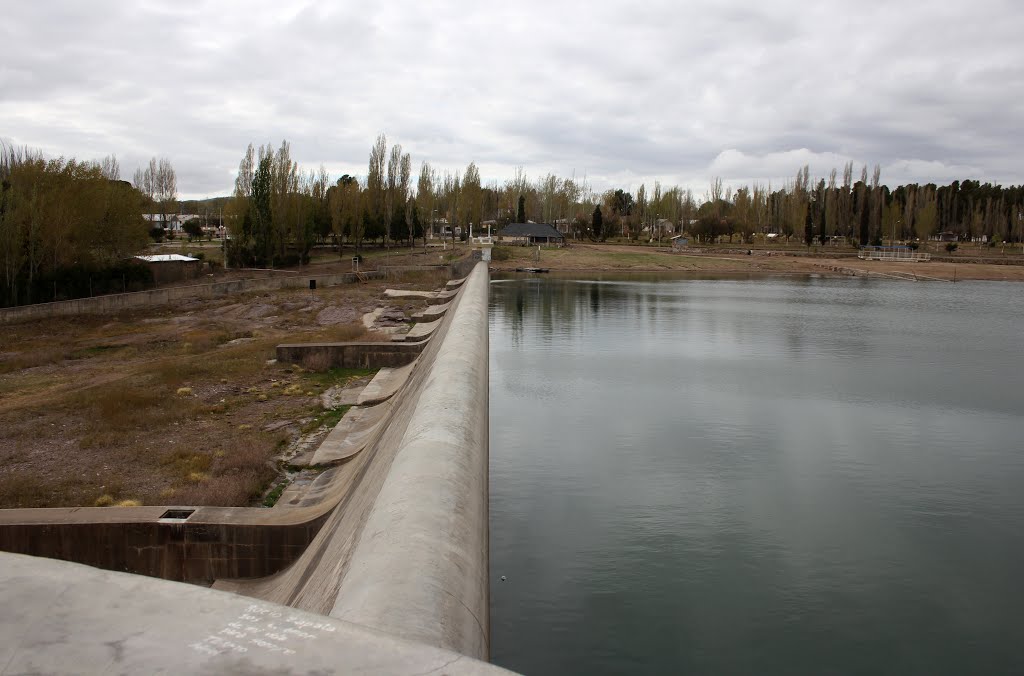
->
[[653, 218, 676, 237], [134, 254, 202, 285], [496, 223, 565, 245], [936, 231, 958, 242], [143, 214, 203, 233], [670, 234, 690, 249]]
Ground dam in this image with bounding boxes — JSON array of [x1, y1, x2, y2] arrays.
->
[[0, 262, 501, 673]]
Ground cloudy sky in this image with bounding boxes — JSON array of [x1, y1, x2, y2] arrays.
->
[[3, 0, 1022, 199]]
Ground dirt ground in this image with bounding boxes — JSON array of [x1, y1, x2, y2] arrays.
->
[[0, 268, 447, 509], [490, 242, 1024, 281]]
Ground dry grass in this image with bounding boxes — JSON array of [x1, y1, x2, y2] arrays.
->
[[167, 434, 282, 506], [0, 347, 71, 375], [0, 265, 445, 509]]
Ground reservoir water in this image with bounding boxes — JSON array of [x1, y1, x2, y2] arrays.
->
[[488, 274, 1024, 675]]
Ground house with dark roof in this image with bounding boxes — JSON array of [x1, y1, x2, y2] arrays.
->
[[496, 222, 565, 245]]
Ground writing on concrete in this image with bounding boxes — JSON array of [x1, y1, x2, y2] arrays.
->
[[189, 603, 337, 658]]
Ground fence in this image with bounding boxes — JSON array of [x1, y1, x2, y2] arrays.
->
[[0, 271, 381, 324], [858, 247, 931, 262]]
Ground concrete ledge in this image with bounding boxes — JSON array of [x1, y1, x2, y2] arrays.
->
[[411, 300, 452, 321], [0, 552, 512, 675], [276, 341, 425, 369], [310, 403, 392, 466], [399, 318, 442, 342], [427, 288, 461, 305], [331, 262, 490, 658], [357, 362, 417, 405], [0, 505, 330, 583]]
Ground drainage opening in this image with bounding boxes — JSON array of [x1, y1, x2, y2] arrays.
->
[[159, 509, 195, 521]]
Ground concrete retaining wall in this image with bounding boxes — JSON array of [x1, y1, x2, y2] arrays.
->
[[0, 506, 331, 583], [0, 270, 384, 324], [276, 340, 426, 369]]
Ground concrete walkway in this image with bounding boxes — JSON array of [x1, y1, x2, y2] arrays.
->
[[0, 552, 511, 675]]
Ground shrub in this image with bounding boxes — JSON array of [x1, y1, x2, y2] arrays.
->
[[946, 242, 958, 253], [183, 219, 203, 241]]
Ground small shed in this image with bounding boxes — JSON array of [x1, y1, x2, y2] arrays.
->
[[134, 254, 202, 285], [670, 234, 690, 249], [496, 223, 565, 245]]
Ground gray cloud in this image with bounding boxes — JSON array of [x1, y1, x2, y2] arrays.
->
[[2, 0, 1022, 198]]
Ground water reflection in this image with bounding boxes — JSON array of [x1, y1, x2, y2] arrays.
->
[[490, 275, 1024, 675]]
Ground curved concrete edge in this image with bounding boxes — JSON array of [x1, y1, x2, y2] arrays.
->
[[330, 262, 490, 659], [411, 300, 452, 321], [309, 402, 392, 466], [391, 318, 442, 343], [427, 288, 461, 305], [357, 360, 417, 405], [0, 552, 514, 675], [383, 288, 438, 300]]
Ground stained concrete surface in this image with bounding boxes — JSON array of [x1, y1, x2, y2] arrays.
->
[[357, 361, 417, 405], [0, 551, 512, 675], [310, 402, 392, 465]]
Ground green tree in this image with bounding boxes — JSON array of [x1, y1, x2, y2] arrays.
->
[[251, 154, 273, 265], [183, 218, 203, 241], [592, 204, 603, 241], [804, 201, 814, 246], [516, 194, 526, 223]]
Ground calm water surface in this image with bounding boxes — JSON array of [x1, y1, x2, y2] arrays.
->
[[488, 274, 1024, 675]]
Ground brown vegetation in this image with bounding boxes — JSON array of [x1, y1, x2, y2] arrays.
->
[[0, 271, 442, 509]]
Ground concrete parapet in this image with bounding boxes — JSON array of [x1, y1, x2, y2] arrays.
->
[[0, 552, 512, 675], [330, 262, 490, 658]]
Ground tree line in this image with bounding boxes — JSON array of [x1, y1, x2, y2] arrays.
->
[[4, 133, 1023, 306], [0, 141, 186, 306], [689, 164, 1024, 247]]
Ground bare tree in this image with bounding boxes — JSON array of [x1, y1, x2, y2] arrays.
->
[[98, 155, 120, 181], [366, 133, 387, 237], [155, 158, 177, 228]]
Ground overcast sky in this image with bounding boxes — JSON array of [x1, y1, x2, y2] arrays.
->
[[3, 0, 1022, 199]]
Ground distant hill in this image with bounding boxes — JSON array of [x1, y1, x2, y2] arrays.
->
[[179, 196, 231, 214]]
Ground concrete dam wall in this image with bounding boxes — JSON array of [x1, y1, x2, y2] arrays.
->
[[0, 262, 493, 664]]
